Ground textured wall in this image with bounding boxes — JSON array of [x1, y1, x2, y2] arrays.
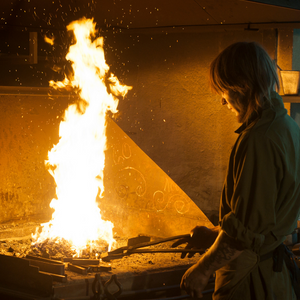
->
[[0, 27, 278, 225], [0, 93, 71, 223], [107, 28, 277, 219]]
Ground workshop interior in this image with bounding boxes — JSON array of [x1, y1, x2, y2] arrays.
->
[[0, 0, 300, 299]]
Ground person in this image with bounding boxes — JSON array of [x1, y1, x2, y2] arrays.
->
[[174, 42, 300, 299]]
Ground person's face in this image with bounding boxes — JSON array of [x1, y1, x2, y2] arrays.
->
[[221, 91, 240, 117]]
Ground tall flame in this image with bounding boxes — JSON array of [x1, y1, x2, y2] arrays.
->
[[33, 18, 132, 254]]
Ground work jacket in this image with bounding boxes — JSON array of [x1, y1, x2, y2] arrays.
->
[[214, 92, 300, 300]]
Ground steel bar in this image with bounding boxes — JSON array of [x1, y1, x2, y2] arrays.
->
[[39, 271, 67, 283], [26, 258, 65, 275], [128, 249, 205, 254], [26, 254, 66, 264], [68, 263, 88, 275]]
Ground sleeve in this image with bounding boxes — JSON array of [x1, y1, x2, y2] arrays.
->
[[220, 130, 283, 253]]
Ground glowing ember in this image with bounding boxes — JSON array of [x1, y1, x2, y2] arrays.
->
[[44, 35, 54, 46], [32, 18, 132, 255]]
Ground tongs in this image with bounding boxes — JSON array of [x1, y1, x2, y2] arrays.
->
[[101, 234, 205, 261]]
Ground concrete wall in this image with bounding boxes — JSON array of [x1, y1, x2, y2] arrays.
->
[[0, 93, 71, 223], [0, 26, 284, 225], [106, 28, 278, 220]]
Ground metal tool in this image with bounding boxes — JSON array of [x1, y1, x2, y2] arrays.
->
[[101, 248, 205, 261], [101, 234, 205, 261], [109, 234, 191, 255]]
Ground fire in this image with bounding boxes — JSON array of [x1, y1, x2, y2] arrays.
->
[[32, 18, 132, 255]]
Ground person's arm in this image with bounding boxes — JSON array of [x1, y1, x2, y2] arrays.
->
[[180, 229, 244, 298], [172, 225, 220, 258]]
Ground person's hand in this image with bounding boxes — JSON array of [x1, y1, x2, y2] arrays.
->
[[172, 226, 219, 258], [180, 260, 211, 298]]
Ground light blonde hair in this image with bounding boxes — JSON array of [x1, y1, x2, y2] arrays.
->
[[210, 42, 279, 123]]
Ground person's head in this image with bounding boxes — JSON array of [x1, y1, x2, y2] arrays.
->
[[209, 41, 279, 123]]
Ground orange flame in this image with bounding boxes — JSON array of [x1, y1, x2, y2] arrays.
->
[[33, 18, 132, 255]]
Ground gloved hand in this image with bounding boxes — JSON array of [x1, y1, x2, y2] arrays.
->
[[172, 226, 219, 258]]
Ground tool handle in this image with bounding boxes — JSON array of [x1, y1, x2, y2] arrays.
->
[[109, 234, 191, 255], [127, 234, 191, 251]]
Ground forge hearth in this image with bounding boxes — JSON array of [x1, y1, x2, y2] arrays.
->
[[0, 233, 214, 300], [0, 87, 214, 299], [0, 86, 212, 240]]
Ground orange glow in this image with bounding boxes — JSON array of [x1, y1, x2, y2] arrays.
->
[[44, 35, 54, 45], [32, 18, 132, 255]]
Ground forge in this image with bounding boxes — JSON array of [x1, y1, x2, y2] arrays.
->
[[0, 85, 213, 299], [0, 236, 215, 300], [0, 17, 214, 299], [1, 1, 299, 299]]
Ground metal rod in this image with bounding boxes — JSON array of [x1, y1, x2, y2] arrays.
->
[[128, 249, 204, 254], [101, 248, 204, 261], [26, 254, 65, 264], [68, 263, 88, 275], [39, 270, 67, 283]]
